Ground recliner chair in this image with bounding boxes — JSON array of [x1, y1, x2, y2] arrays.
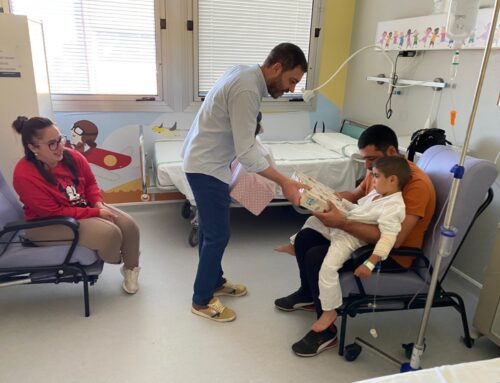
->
[[0, 170, 104, 317], [336, 145, 498, 361]]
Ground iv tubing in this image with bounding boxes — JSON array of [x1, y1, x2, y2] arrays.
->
[[303, 44, 395, 100]]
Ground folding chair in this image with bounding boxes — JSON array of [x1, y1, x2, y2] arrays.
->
[[0, 170, 104, 317]]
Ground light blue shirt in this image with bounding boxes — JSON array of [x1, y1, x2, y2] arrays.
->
[[182, 64, 270, 184]]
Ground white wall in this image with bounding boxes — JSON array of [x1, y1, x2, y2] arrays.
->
[[344, 0, 500, 284]]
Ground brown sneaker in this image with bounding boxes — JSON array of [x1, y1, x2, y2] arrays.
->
[[191, 298, 236, 322], [213, 280, 247, 297]]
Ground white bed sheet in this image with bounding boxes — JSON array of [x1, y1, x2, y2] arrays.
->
[[154, 139, 184, 189], [355, 357, 500, 383], [311, 132, 363, 160], [153, 135, 366, 203]]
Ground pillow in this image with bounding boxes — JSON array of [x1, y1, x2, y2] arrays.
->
[[311, 133, 362, 160]]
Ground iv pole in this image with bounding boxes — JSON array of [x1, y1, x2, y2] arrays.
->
[[401, 0, 500, 372]]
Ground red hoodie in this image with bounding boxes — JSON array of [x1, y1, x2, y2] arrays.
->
[[13, 149, 103, 220]]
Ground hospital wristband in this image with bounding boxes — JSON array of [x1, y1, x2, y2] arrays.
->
[[363, 259, 376, 271]]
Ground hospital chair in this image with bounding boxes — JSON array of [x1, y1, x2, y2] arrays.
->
[[336, 145, 498, 361], [0, 170, 104, 317]]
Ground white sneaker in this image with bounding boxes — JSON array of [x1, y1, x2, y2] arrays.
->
[[120, 265, 140, 294]]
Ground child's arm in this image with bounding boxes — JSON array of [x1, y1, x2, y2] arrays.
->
[[353, 232, 398, 278], [354, 197, 406, 278]]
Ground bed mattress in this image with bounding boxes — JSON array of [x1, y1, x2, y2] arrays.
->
[[153, 134, 365, 203], [154, 139, 184, 189]]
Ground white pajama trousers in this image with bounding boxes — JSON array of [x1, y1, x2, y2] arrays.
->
[[318, 232, 364, 310]]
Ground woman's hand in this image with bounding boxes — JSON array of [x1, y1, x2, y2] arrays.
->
[[98, 206, 118, 222], [313, 200, 347, 229]]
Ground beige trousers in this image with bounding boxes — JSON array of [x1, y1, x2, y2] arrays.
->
[[25, 204, 140, 269]]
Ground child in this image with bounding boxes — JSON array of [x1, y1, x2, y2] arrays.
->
[[276, 156, 411, 331]]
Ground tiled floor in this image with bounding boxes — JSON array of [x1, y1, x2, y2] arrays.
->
[[0, 203, 498, 383]]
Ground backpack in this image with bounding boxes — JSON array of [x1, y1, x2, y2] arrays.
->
[[406, 128, 451, 162]]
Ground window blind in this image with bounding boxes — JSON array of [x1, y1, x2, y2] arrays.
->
[[197, 0, 313, 95], [10, 0, 157, 96]]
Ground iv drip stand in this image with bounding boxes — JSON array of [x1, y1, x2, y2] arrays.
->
[[401, 0, 500, 372], [353, 1, 499, 373]]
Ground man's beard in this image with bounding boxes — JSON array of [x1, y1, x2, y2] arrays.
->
[[267, 77, 284, 99]]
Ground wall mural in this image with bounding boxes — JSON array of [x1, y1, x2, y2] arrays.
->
[[152, 121, 179, 138], [376, 8, 499, 50]]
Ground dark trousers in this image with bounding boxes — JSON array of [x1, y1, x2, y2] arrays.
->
[[294, 228, 330, 318], [294, 228, 405, 318], [186, 172, 231, 306]]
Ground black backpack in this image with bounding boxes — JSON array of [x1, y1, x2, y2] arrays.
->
[[406, 128, 451, 161]]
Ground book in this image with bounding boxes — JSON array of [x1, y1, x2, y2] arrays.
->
[[292, 171, 347, 214]]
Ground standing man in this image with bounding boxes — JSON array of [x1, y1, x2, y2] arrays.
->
[[182, 43, 308, 322]]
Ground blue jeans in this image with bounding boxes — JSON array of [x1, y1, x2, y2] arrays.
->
[[186, 172, 231, 306]]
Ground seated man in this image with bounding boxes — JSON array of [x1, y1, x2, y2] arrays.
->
[[274, 124, 436, 357]]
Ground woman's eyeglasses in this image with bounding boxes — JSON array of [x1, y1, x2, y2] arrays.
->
[[38, 135, 67, 151]]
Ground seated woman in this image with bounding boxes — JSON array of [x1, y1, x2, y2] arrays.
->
[[11, 116, 141, 294]]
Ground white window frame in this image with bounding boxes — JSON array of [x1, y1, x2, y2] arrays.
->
[[190, 0, 323, 113], [4, 0, 323, 113], [51, 0, 170, 113]]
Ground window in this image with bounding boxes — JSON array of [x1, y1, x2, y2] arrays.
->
[[9, 0, 164, 111], [8, 0, 322, 112], [12, 0, 157, 96], [195, 0, 320, 105]]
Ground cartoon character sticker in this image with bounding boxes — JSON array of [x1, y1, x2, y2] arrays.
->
[[67, 120, 132, 171], [429, 27, 440, 48], [57, 179, 87, 207], [379, 31, 388, 47], [385, 32, 393, 48], [420, 27, 433, 47], [151, 121, 178, 138]]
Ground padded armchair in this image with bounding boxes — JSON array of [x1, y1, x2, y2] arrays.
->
[[337, 146, 498, 360], [0, 170, 104, 317]]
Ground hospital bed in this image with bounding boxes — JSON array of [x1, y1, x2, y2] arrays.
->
[[142, 120, 367, 246]]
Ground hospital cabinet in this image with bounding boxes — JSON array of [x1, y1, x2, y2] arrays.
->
[[0, 14, 53, 190], [473, 223, 500, 346]]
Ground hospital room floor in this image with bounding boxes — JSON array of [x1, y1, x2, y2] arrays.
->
[[0, 203, 498, 383]]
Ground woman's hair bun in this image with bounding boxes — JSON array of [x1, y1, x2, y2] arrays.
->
[[12, 116, 29, 134]]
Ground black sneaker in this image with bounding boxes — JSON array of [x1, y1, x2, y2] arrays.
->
[[274, 290, 315, 312], [292, 325, 338, 357]]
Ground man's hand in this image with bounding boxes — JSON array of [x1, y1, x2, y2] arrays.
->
[[281, 178, 308, 206], [313, 200, 347, 229], [354, 264, 372, 278]]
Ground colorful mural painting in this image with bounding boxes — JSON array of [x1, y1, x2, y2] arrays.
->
[[152, 121, 179, 138], [376, 8, 499, 50]]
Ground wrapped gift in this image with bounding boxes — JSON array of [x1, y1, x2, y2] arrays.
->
[[230, 160, 276, 216]]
